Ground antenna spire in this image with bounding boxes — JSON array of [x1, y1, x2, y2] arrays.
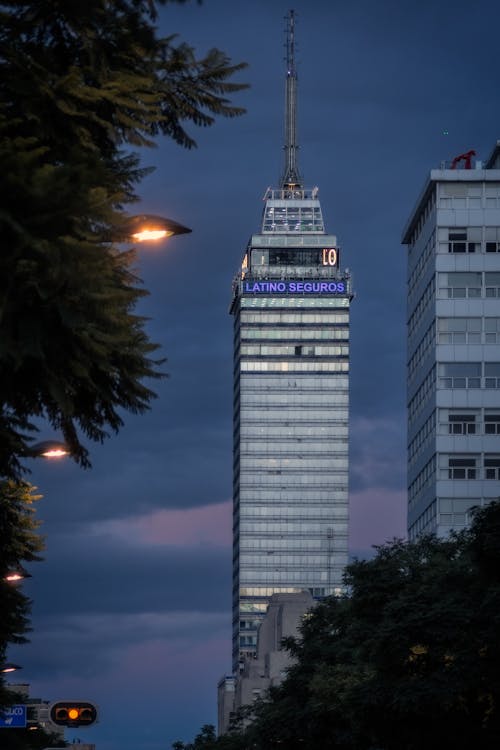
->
[[281, 10, 302, 189]]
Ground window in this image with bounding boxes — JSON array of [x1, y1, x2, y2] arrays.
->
[[438, 317, 481, 344], [439, 363, 481, 389], [484, 363, 500, 388], [447, 229, 480, 253], [448, 414, 477, 434], [438, 272, 481, 299], [485, 318, 500, 344], [448, 457, 477, 480], [485, 227, 500, 252], [484, 456, 500, 480], [485, 414, 500, 434], [485, 272, 500, 298]]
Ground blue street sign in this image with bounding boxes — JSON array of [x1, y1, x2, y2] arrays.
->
[[0, 704, 27, 728]]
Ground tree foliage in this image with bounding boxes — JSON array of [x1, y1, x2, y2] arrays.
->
[[0, 480, 44, 708], [179, 501, 500, 750], [0, 0, 247, 475]]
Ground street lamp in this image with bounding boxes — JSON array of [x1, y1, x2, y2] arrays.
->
[[25, 441, 70, 460], [123, 214, 191, 243], [3, 568, 31, 583], [0, 663, 22, 674]]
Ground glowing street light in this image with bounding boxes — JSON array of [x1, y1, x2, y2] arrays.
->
[[0, 663, 21, 674], [3, 568, 31, 583], [25, 441, 70, 460], [124, 214, 191, 243]]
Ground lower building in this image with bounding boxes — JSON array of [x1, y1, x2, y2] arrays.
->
[[218, 590, 313, 734]]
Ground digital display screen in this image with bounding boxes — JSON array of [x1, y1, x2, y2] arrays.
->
[[251, 247, 339, 268]]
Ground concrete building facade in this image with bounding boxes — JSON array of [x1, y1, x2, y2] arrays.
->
[[403, 142, 500, 539], [218, 591, 314, 734]]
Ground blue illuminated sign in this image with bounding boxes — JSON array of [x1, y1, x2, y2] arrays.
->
[[243, 280, 346, 294], [0, 704, 26, 728]]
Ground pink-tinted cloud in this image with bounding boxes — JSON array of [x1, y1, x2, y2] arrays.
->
[[92, 500, 232, 548], [349, 487, 407, 552]]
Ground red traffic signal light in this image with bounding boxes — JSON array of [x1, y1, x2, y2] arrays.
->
[[49, 701, 97, 727]]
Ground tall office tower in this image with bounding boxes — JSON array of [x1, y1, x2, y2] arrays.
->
[[403, 143, 500, 541], [229, 11, 353, 672]]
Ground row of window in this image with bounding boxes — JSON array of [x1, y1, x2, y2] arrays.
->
[[240, 480, 348, 491], [409, 410, 500, 466], [239, 376, 347, 390], [239, 361, 349, 372], [240, 391, 349, 406], [446, 411, 500, 434], [438, 316, 500, 343], [240, 344, 349, 357], [409, 272, 500, 339], [238, 586, 342, 598], [408, 365, 436, 422], [408, 322, 435, 380], [408, 277, 435, 337], [240, 438, 348, 450], [240, 505, 349, 518], [445, 455, 500, 480], [408, 410, 436, 465], [438, 361, 500, 389], [240, 521, 348, 533], [241, 327, 349, 341], [408, 230, 435, 299], [240, 426, 347, 438], [240, 297, 350, 310], [238, 490, 348, 502], [262, 205, 324, 233], [438, 271, 500, 298], [438, 226, 500, 254], [240, 312, 350, 325], [409, 499, 437, 540], [240, 533, 347, 556], [409, 456, 436, 503], [240, 537, 347, 550], [240, 570, 335, 583], [438, 196, 500, 210], [240, 554, 346, 566], [408, 189, 436, 247], [240, 416, 348, 427]]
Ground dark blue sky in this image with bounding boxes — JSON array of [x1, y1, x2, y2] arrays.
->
[[7, 0, 500, 748]]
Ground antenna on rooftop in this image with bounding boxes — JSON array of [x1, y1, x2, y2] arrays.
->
[[281, 9, 302, 190]]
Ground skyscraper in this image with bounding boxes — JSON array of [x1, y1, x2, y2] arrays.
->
[[403, 143, 500, 540], [229, 11, 352, 672]]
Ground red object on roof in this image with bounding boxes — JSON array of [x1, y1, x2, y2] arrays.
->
[[450, 149, 476, 169]]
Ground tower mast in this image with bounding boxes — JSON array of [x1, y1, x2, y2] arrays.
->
[[281, 10, 302, 189]]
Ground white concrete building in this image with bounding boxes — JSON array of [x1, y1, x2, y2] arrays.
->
[[403, 142, 500, 539]]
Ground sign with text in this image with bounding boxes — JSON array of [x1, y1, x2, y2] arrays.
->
[[0, 704, 26, 728], [243, 280, 347, 294]]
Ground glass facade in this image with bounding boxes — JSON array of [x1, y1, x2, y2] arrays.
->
[[230, 189, 352, 671]]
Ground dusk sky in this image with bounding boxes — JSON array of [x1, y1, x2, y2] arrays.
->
[[7, 0, 500, 748]]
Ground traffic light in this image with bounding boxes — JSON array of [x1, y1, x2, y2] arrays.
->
[[49, 701, 97, 727]]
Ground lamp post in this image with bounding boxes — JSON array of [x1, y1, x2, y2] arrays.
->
[[25, 441, 70, 460], [0, 663, 21, 674], [117, 213, 192, 243]]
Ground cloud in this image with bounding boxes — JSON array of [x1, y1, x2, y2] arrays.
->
[[349, 415, 406, 491], [350, 487, 407, 554], [94, 501, 232, 547]]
